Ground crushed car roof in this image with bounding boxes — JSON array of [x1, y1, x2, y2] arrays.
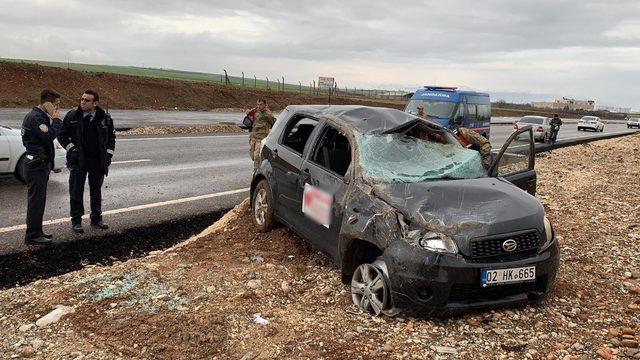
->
[[284, 105, 443, 134]]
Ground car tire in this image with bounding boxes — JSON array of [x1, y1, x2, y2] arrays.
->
[[251, 179, 275, 232], [14, 154, 27, 184], [351, 258, 391, 316]]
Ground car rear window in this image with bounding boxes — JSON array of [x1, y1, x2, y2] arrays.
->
[[281, 116, 318, 154], [520, 117, 543, 125]]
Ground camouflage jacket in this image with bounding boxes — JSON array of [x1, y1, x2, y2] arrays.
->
[[457, 127, 490, 148], [250, 109, 276, 141]]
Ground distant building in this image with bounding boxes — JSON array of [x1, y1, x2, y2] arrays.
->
[[595, 105, 631, 113], [531, 97, 595, 111]]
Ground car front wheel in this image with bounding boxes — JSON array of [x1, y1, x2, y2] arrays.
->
[[252, 179, 275, 232], [351, 258, 390, 316]]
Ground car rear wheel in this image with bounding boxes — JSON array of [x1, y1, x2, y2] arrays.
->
[[14, 154, 27, 184], [252, 180, 274, 232], [351, 258, 390, 316]]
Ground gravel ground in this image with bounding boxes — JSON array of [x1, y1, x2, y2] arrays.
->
[[0, 135, 639, 359]]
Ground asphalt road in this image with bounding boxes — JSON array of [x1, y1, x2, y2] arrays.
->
[[0, 108, 244, 129], [0, 118, 636, 255]]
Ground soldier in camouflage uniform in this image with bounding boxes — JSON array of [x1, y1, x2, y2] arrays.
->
[[249, 99, 276, 168], [452, 118, 492, 171], [416, 105, 431, 120]]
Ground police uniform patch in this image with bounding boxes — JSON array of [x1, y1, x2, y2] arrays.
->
[[39, 124, 49, 132]]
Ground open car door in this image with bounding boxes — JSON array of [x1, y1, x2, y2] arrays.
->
[[488, 126, 536, 196]]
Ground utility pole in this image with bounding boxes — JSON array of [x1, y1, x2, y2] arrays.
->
[[266, 77, 269, 90], [282, 76, 285, 91], [242, 72, 245, 87], [254, 75, 257, 88]]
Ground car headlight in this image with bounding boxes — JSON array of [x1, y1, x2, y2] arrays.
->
[[419, 232, 459, 253], [541, 216, 555, 251], [398, 214, 458, 254]]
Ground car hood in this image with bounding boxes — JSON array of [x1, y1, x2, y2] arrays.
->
[[371, 177, 544, 251]]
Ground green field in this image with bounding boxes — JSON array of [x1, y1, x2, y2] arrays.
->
[[0, 58, 401, 99]]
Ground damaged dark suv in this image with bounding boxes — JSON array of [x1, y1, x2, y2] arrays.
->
[[250, 105, 559, 316]]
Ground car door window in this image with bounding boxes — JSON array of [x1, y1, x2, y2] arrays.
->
[[280, 116, 318, 154], [311, 126, 352, 177], [493, 128, 533, 177]]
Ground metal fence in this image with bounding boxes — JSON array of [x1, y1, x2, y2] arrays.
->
[[217, 70, 410, 101]]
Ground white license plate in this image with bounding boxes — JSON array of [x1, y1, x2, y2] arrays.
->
[[481, 266, 536, 287]]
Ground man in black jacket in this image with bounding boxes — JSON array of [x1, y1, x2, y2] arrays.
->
[[21, 89, 64, 245], [57, 90, 116, 233]]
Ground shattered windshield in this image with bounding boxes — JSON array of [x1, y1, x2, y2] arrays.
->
[[355, 133, 486, 183]]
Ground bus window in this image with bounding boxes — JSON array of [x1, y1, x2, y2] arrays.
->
[[477, 104, 491, 121], [466, 104, 477, 120]]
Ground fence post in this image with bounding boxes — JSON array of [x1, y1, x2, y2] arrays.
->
[[266, 77, 269, 90], [299, 82, 302, 94], [282, 77, 285, 91], [254, 75, 257, 88], [223, 69, 231, 85], [242, 72, 245, 87], [313, 80, 316, 95]]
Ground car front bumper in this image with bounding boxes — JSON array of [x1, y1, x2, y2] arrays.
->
[[383, 239, 560, 316]]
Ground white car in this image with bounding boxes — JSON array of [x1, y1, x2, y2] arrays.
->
[[0, 125, 66, 183], [577, 116, 604, 132], [627, 118, 640, 129]]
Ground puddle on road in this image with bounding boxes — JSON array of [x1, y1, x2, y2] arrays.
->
[[0, 210, 227, 289]]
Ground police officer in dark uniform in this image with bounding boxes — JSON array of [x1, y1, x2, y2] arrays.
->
[[21, 89, 64, 245], [57, 90, 116, 233]]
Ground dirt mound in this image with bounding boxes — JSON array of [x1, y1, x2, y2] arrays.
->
[[0, 61, 405, 111], [0, 135, 639, 359], [116, 123, 243, 136]]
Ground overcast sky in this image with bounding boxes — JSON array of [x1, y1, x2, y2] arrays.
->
[[2, 0, 640, 109]]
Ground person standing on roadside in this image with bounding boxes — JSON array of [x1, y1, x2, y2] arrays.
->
[[57, 90, 115, 233], [249, 99, 275, 168], [549, 114, 562, 145], [21, 89, 64, 245]]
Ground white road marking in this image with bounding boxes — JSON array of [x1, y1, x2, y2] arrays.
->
[[111, 159, 152, 165], [118, 134, 248, 142], [0, 187, 250, 234]]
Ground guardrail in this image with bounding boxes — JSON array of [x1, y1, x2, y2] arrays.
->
[[535, 129, 640, 153]]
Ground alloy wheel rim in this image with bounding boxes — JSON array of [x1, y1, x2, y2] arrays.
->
[[351, 263, 388, 316], [254, 189, 267, 225]]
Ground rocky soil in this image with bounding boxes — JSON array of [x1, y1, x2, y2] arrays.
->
[[0, 135, 639, 359], [116, 123, 244, 136]]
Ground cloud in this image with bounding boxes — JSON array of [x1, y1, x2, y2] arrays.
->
[[0, 0, 639, 108]]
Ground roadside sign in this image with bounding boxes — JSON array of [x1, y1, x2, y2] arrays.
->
[[318, 76, 335, 89]]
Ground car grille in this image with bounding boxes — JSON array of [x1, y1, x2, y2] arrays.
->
[[470, 231, 541, 259], [448, 276, 547, 303]]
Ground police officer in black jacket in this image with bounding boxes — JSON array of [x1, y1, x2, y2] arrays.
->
[[21, 89, 64, 245], [57, 90, 116, 233]]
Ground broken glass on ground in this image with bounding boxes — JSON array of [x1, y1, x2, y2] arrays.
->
[[355, 133, 485, 183]]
